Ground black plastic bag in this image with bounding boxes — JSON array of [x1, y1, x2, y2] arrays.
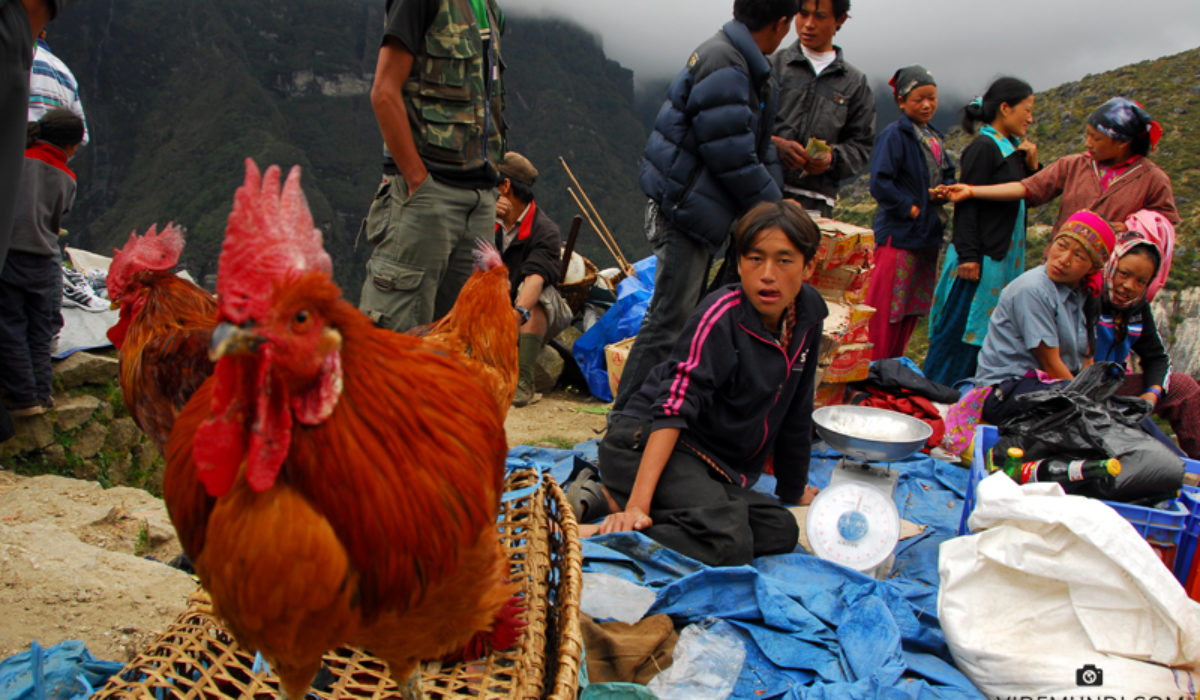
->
[[993, 362, 1185, 501], [859, 358, 960, 404]]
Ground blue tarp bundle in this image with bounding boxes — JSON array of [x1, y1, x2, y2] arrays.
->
[[508, 442, 984, 699], [0, 640, 124, 700], [572, 256, 656, 401]]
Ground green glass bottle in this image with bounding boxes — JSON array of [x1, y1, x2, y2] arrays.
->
[[988, 446, 1025, 479], [1017, 457, 1121, 486]]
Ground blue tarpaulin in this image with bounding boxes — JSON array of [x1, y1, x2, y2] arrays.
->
[[572, 256, 656, 401], [0, 640, 124, 700], [508, 443, 984, 699]]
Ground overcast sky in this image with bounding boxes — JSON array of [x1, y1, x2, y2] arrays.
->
[[505, 0, 1200, 100]]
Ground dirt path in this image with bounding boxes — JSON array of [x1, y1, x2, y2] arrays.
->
[[0, 391, 609, 665], [502, 389, 610, 448]]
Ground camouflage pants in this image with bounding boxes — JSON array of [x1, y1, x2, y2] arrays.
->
[[358, 173, 497, 332]]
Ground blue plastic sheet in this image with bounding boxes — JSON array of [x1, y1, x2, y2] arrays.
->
[[0, 640, 123, 700], [572, 256, 656, 401], [507, 440, 983, 699]]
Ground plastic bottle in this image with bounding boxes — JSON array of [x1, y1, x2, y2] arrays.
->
[[1017, 457, 1121, 486]]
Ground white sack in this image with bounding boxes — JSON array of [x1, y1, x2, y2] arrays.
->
[[939, 472, 1200, 696]]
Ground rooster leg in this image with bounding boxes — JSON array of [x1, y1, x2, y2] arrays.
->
[[397, 667, 426, 700]]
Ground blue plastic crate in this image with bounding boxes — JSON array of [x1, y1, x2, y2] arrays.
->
[[1175, 485, 1200, 585], [960, 425, 1193, 582]]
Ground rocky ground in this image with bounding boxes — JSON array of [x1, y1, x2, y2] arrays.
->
[[0, 387, 609, 666]]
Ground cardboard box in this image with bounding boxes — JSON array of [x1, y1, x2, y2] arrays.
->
[[844, 230, 874, 269], [814, 219, 876, 271], [810, 265, 871, 305], [822, 342, 873, 383], [822, 302, 875, 350], [814, 381, 849, 407], [605, 336, 637, 399]]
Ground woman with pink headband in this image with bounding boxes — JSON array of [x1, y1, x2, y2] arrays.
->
[[941, 211, 1114, 445]]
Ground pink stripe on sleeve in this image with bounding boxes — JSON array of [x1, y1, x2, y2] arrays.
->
[[662, 291, 742, 416]]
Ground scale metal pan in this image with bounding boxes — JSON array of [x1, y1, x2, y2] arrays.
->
[[812, 405, 932, 463]]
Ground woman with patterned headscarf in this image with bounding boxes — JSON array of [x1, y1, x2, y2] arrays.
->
[[943, 96, 1179, 235], [1095, 210, 1200, 458]]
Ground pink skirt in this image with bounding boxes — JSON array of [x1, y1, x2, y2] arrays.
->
[[865, 244, 939, 360]]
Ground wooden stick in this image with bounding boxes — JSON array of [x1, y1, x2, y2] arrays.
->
[[565, 161, 629, 271], [559, 215, 582, 281], [559, 158, 633, 274], [568, 187, 624, 271]]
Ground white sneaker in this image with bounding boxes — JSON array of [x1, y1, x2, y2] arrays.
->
[[62, 267, 109, 312]]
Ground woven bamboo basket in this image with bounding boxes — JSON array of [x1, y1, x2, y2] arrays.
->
[[557, 256, 598, 317], [93, 469, 583, 699]]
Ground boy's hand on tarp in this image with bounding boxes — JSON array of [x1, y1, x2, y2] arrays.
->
[[598, 506, 653, 535]]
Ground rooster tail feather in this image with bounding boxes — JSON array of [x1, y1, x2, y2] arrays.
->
[[442, 595, 526, 663], [472, 239, 503, 272]]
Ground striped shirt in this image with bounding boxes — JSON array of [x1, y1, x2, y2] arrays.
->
[[28, 39, 89, 146]]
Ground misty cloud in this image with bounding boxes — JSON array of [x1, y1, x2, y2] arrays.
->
[[503, 0, 1200, 104]]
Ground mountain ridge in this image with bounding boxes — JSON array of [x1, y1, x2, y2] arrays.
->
[[44, 3, 1199, 290]]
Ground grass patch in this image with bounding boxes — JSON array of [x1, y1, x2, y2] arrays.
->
[[133, 519, 151, 557], [526, 436, 575, 450], [573, 405, 611, 415]]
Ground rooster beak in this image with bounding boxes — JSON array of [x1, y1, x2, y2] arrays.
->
[[209, 321, 264, 360]]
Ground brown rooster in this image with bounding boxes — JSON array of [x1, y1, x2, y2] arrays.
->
[[407, 241, 519, 415], [164, 160, 520, 700], [106, 223, 217, 451]]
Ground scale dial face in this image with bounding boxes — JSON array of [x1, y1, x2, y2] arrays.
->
[[806, 481, 901, 572]]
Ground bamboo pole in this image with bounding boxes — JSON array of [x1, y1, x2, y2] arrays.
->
[[567, 187, 625, 274], [559, 157, 634, 276]]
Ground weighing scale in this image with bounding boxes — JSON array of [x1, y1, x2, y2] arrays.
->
[[806, 405, 932, 578]]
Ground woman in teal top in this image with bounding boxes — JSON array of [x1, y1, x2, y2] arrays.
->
[[924, 77, 1039, 387]]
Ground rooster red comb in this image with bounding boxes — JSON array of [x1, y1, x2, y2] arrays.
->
[[217, 159, 332, 324], [108, 222, 185, 301]]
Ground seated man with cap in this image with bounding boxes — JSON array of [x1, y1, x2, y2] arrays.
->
[[495, 151, 574, 406]]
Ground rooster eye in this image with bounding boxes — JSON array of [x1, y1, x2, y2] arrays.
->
[[292, 310, 311, 329]]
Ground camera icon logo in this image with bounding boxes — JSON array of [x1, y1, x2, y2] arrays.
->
[[1075, 664, 1103, 686]]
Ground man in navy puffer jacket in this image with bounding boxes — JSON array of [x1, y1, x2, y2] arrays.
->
[[614, 0, 795, 411]]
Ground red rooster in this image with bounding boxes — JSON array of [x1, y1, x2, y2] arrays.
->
[[407, 242, 519, 415], [106, 223, 217, 451], [164, 161, 520, 700]]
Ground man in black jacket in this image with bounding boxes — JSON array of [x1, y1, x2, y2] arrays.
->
[[494, 151, 572, 407], [617, 0, 795, 412], [771, 0, 874, 217]]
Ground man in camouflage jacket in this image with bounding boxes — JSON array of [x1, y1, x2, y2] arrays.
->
[[359, 0, 506, 332]]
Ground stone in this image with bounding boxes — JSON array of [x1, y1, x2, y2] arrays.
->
[[133, 442, 161, 472], [106, 453, 134, 486], [43, 444, 68, 469], [53, 395, 103, 432], [53, 352, 118, 390], [73, 460, 100, 481], [553, 325, 583, 354], [1150, 287, 1200, 378], [71, 422, 109, 459], [0, 414, 55, 459], [0, 477, 193, 662], [105, 418, 141, 453], [534, 344, 564, 393]]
